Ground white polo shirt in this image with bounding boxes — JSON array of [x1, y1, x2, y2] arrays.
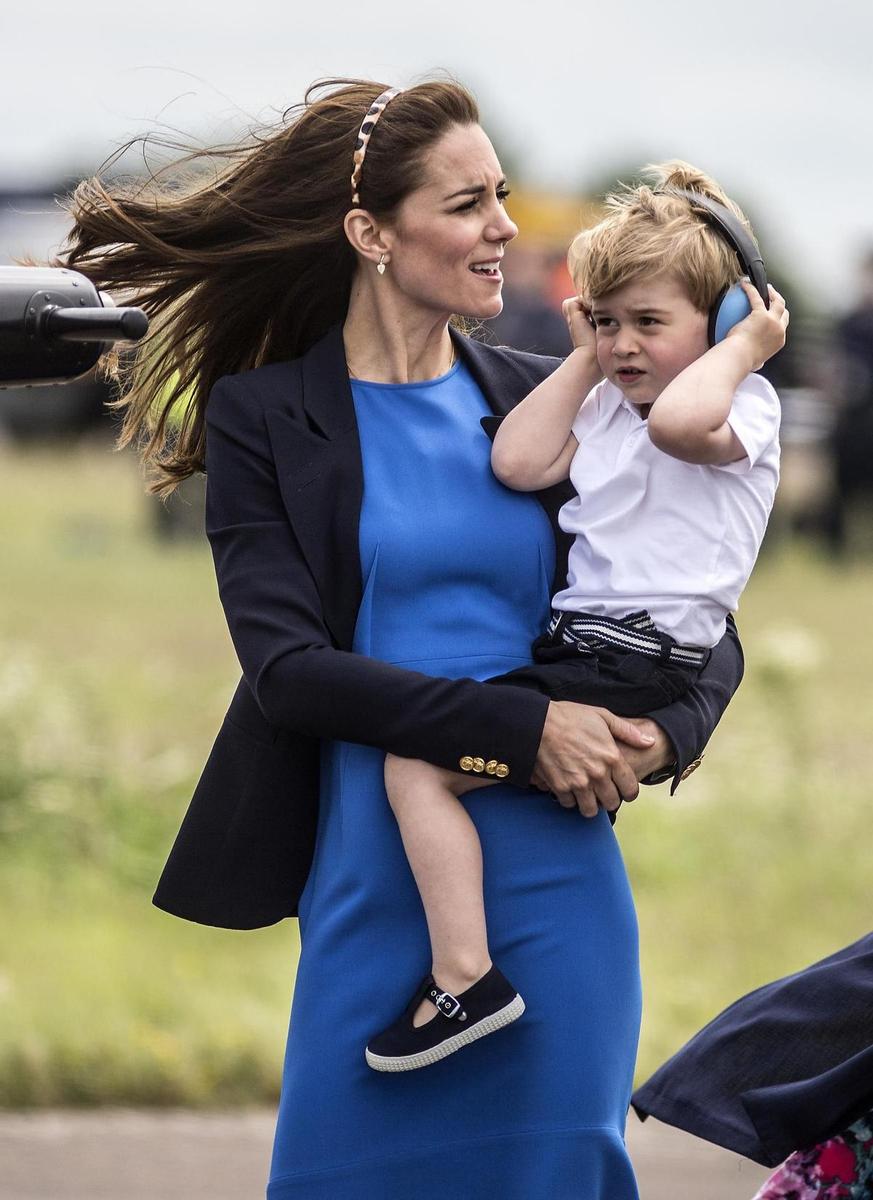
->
[[551, 375, 781, 647]]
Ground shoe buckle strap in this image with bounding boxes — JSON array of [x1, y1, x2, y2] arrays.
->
[[427, 985, 466, 1021]]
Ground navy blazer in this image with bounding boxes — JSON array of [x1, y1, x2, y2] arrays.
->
[[632, 932, 873, 1166], [152, 323, 744, 929]]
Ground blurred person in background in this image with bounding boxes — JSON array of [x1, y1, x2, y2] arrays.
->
[[632, 934, 873, 1198], [55, 77, 743, 1198], [821, 247, 873, 555], [487, 243, 570, 355]]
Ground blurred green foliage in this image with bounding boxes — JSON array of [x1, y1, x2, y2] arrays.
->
[[0, 446, 868, 1107]]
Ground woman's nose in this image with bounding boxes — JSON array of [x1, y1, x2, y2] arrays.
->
[[489, 207, 518, 244]]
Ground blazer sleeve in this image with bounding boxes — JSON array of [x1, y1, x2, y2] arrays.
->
[[204, 377, 551, 785], [643, 615, 744, 793]]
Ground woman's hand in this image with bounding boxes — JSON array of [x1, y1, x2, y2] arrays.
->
[[617, 716, 674, 782], [530, 701, 654, 818]]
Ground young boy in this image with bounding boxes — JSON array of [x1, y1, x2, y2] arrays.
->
[[366, 162, 788, 1072]]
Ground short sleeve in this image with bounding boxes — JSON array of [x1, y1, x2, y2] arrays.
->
[[718, 373, 781, 474], [571, 379, 611, 442]]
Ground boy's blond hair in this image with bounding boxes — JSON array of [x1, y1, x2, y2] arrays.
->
[[568, 160, 756, 313]]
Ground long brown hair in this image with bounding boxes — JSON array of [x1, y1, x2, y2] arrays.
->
[[59, 77, 479, 494]]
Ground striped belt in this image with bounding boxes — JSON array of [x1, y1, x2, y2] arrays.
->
[[547, 608, 711, 668]]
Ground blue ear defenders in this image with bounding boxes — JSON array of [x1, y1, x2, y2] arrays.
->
[[670, 189, 771, 346]]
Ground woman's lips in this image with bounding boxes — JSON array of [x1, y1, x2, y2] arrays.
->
[[469, 264, 502, 282]]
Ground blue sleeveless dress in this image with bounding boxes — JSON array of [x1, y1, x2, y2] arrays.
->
[[267, 361, 642, 1199]]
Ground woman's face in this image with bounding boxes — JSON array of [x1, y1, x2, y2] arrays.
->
[[382, 123, 518, 320]]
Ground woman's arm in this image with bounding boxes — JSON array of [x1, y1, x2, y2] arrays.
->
[[204, 377, 651, 794]]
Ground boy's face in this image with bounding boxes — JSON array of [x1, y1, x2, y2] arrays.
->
[[590, 273, 710, 408]]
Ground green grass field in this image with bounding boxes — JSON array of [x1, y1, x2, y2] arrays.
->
[[0, 442, 868, 1107]]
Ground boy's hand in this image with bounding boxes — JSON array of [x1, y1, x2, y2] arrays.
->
[[725, 282, 789, 371], [562, 296, 598, 357]]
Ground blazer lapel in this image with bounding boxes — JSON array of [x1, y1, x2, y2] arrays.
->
[[264, 325, 363, 652], [453, 329, 574, 595], [451, 326, 528, 417]]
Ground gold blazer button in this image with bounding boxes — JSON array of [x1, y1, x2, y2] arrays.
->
[[459, 756, 474, 772], [485, 760, 498, 775], [472, 757, 485, 773], [495, 763, 509, 778], [680, 758, 702, 781]]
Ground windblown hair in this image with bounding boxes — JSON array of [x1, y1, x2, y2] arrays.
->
[[58, 77, 479, 494], [568, 160, 755, 313]]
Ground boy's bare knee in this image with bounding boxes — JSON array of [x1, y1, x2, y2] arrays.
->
[[384, 754, 433, 793], [384, 756, 462, 808]]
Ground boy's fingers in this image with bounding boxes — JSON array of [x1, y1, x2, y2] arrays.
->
[[740, 278, 767, 307], [741, 280, 787, 320]]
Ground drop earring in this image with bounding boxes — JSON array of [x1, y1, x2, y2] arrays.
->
[[377, 254, 387, 276]]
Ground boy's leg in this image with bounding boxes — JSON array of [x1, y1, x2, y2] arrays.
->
[[384, 753, 497, 1027]]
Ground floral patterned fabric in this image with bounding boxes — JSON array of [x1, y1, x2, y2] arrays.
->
[[752, 1110, 873, 1199]]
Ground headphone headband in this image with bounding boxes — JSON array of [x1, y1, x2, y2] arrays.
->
[[670, 188, 769, 308]]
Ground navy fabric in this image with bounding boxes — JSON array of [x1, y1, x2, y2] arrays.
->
[[489, 630, 701, 713], [631, 932, 873, 1166], [267, 361, 642, 1197], [152, 324, 746, 930]]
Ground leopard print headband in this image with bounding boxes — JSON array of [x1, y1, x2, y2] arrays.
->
[[350, 88, 403, 206]]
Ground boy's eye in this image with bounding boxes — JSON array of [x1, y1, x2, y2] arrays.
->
[[639, 316, 658, 326], [593, 317, 614, 329]]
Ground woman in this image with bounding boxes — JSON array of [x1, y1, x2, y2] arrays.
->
[[63, 78, 743, 1197]]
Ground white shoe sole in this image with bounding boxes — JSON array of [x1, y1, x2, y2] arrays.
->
[[365, 994, 525, 1072]]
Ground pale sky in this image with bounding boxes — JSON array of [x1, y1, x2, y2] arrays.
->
[[4, 0, 871, 307]]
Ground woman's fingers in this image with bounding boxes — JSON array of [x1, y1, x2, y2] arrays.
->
[[610, 755, 641, 804], [590, 775, 623, 815], [600, 710, 655, 749], [533, 701, 643, 816], [620, 717, 673, 782], [574, 787, 599, 818], [561, 783, 621, 819]]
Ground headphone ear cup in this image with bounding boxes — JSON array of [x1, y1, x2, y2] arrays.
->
[[710, 282, 752, 346], [708, 287, 727, 347]]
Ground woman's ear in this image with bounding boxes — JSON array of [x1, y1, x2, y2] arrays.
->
[[343, 209, 393, 267]]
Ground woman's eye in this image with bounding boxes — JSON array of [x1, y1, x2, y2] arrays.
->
[[455, 188, 511, 213]]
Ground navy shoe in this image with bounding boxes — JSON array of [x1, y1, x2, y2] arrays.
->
[[365, 964, 525, 1072]]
